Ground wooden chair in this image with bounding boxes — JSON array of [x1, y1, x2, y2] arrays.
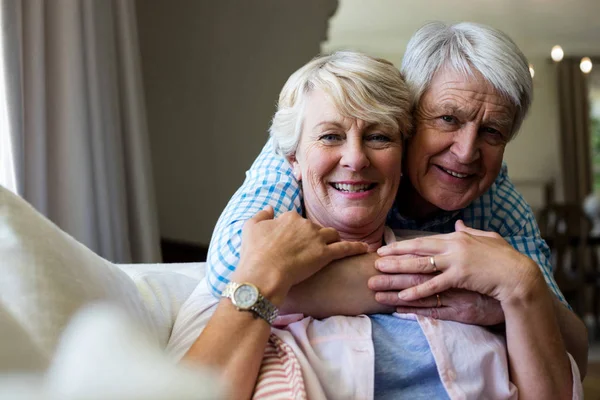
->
[[538, 203, 594, 317]]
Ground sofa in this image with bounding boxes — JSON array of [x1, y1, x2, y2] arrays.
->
[[0, 185, 220, 399]]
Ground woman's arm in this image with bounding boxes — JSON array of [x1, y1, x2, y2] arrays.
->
[[183, 208, 368, 399], [183, 299, 272, 399]]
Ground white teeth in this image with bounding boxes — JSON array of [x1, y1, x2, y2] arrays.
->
[[332, 183, 372, 192], [442, 167, 468, 178]]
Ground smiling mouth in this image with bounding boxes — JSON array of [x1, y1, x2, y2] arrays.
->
[[331, 183, 376, 193], [438, 166, 471, 179]]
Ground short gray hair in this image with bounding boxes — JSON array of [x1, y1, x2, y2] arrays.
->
[[270, 51, 413, 156], [401, 22, 533, 137]]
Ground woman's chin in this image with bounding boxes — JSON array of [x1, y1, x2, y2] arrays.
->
[[331, 209, 385, 233]]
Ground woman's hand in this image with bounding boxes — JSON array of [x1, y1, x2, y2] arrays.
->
[[233, 207, 369, 305], [374, 220, 546, 305]]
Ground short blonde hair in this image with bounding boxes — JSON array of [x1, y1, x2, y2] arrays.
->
[[270, 51, 413, 156]]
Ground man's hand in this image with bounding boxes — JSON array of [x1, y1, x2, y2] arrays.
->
[[369, 272, 504, 325]]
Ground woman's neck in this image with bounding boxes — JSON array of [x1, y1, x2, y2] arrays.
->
[[337, 225, 386, 252]]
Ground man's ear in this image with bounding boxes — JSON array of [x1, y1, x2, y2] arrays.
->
[[287, 154, 302, 181]]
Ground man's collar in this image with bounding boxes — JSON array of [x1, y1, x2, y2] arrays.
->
[[388, 206, 461, 230]]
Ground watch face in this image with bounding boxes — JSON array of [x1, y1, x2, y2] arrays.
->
[[233, 283, 259, 309]]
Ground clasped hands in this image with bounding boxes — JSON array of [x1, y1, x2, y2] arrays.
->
[[242, 210, 544, 328], [367, 220, 542, 326]]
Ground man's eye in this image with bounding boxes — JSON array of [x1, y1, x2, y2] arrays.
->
[[441, 115, 455, 123], [482, 127, 500, 135]]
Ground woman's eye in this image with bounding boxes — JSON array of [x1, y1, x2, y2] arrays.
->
[[367, 134, 390, 142], [319, 133, 342, 143]]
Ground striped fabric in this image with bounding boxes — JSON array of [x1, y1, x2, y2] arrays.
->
[[253, 334, 306, 400], [206, 138, 569, 308]]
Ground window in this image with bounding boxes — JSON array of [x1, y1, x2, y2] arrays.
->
[[0, 5, 18, 195]]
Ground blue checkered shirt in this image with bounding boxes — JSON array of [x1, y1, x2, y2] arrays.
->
[[206, 138, 568, 307]]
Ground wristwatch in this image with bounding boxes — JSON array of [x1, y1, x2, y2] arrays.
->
[[221, 281, 279, 325]]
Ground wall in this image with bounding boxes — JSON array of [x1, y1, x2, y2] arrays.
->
[[504, 57, 564, 210], [136, 0, 337, 244]]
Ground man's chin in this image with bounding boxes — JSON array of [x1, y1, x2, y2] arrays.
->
[[432, 197, 474, 212], [422, 189, 477, 213]]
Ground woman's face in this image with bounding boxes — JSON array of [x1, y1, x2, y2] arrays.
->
[[289, 89, 403, 239]]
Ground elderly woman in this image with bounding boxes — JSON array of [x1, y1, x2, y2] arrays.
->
[[205, 21, 588, 375], [170, 51, 581, 399]]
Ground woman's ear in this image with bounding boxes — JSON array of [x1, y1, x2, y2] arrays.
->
[[287, 154, 302, 181]]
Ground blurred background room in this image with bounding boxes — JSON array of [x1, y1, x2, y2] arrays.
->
[[1, 0, 600, 395]]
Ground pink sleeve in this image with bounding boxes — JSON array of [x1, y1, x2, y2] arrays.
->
[[568, 352, 584, 399]]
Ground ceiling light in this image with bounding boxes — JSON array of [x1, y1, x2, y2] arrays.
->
[[581, 57, 593, 74], [529, 64, 535, 78], [551, 45, 564, 62]]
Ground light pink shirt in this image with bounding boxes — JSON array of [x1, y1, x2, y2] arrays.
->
[[168, 229, 583, 399]]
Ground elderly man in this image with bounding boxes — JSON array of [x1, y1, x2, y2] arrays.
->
[[205, 21, 588, 376]]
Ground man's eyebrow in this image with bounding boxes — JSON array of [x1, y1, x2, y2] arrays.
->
[[437, 102, 514, 127], [486, 115, 514, 128], [438, 103, 470, 117]]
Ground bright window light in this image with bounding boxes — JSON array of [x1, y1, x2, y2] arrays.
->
[[0, 5, 18, 195]]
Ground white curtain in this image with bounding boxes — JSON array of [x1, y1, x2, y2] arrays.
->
[[0, 0, 161, 263]]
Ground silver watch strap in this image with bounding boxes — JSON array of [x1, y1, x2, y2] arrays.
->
[[251, 293, 279, 325], [222, 282, 279, 325]]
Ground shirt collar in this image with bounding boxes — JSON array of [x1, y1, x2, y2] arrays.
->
[[388, 205, 461, 231]]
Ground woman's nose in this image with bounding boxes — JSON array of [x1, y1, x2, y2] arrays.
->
[[340, 141, 370, 171]]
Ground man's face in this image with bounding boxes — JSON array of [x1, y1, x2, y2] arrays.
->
[[405, 67, 517, 215]]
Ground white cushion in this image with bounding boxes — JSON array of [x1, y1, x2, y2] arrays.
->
[[0, 304, 222, 400], [117, 263, 205, 348], [0, 185, 158, 360], [0, 301, 47, 373]]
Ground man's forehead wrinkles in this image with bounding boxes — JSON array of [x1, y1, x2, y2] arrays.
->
[[436, 85, 498, 100], [429, 95, 514, 124], [436, 91, 513, 112], [486, 114, 514, 128]]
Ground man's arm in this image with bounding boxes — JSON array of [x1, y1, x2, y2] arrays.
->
[[280, 252, 394, 317], [503, 208, 588, 378], [552, 293, 589, 378], [208, 140, 588, 376], [206, 138, 303, 296]]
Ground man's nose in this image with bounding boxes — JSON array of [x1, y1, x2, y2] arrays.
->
[[451, 126, 480, 164]]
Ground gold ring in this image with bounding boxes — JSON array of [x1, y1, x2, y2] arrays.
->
[[429, 256, 437, 273], [436, 294, 442, 308]]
